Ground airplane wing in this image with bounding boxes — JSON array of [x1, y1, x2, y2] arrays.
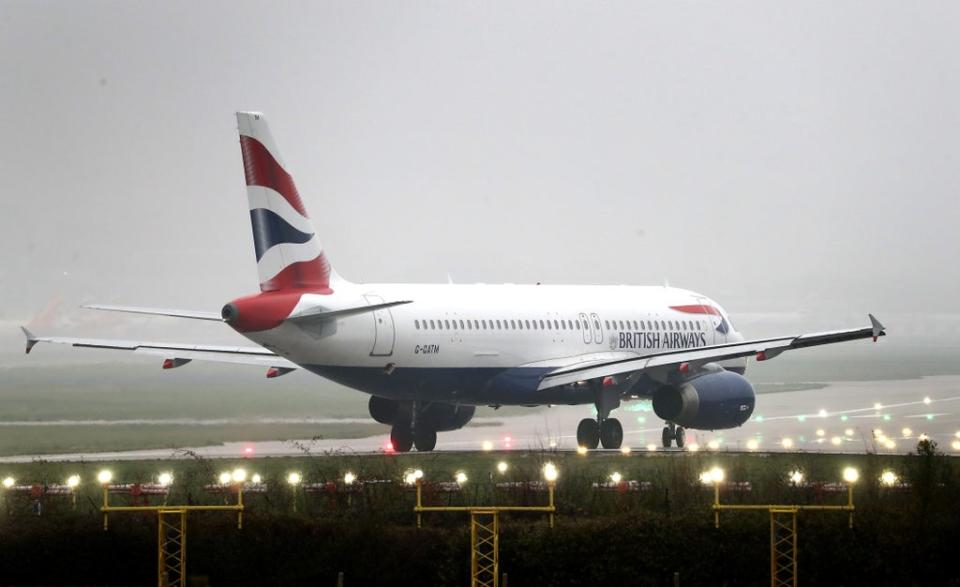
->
[[20, 327, 297, 372], [82, 304, 223, 321], [537, 314, 886, 391]]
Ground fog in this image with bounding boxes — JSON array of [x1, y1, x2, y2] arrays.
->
[[2, 1, 958, 360]]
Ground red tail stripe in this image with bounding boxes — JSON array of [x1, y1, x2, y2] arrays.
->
[[239, 135, 309, 217], [669, 304, 721, 316], [260, 256, 332, 293]]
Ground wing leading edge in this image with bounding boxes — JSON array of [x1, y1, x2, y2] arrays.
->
[[20, 327, 296, 370], [537, 314, 886, 391]]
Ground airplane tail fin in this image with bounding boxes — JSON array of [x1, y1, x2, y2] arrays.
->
[[236, 111, 342, 292]]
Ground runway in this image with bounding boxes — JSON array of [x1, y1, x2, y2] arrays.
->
[[3, 375, 960, 462]]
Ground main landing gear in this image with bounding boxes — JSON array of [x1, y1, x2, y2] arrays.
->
[[389, 403, 438, 453], [576, 381, 624, 450], [661, 422, 685, 449]]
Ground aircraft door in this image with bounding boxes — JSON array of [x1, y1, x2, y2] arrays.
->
[[590, 313, 603, 344], [364, 294, 396, 356], [578, 312, 591, 344]]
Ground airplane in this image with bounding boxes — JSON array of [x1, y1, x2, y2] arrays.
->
[[21, 112, 887, 452]]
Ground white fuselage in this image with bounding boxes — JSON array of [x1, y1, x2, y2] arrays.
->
[[242, 283, 745, 407]]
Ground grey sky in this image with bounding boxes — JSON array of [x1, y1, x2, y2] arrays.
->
[[2, 1, 958, 351]]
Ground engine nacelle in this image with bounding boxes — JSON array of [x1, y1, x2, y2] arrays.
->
[[652, 370, 755, 430], [419, 403, 476, 432], [368, 396, 399, 425]]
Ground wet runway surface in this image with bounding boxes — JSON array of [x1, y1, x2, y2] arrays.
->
[[3, 375, 960, 462]]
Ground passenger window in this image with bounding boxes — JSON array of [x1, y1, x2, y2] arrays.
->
[[525, 320, 531, 329], [633, 320, 638, 330], [429, 320, 435, 329], [415, 320, 420, 330], [496, 320, 501, 329], [539, 320, 545, 329], [594, 320, 600, 330], [511, 320, 516, 329], [604, 320, 610, 329]]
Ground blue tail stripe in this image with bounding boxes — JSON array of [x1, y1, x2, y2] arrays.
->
[[250, 208, 314, 261]]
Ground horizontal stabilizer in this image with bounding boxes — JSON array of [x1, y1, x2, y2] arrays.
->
[[83, 304, 222, 321]]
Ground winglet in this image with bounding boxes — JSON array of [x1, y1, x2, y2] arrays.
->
[[20, 326, 38, 354], [869, 314, 886, 342]]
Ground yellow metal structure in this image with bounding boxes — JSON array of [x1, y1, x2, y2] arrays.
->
[[158, 509, 187, 587], [413, 481, 556, 587], [471, 510, 499, 587], [712, 482, 854, 587], [769, 508, 797, 587], [101, 484, 244, 587]]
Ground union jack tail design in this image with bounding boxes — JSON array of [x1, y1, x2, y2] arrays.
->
[[237, 111, 339, 292]]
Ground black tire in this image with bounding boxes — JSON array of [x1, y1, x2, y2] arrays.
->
[[390, 425, 413, 453], [661, 426, 673, 448], [576, 418, 600, 450], [413, 428, 437, 452], [600, 418, 624, 449], [675, 426, 686, 448]]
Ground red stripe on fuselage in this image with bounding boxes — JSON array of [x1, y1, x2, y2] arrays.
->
[[239, 135, 309, 217], [669, 304, 721, 316]]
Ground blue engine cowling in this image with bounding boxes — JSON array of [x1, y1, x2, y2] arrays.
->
[[652, 370, 755, 430]]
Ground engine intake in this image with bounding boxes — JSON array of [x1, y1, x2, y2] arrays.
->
[[652, 370, 755, 430]]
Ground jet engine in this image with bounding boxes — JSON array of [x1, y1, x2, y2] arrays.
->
[[368, 396, 475, 432], [652, 369, 755, 430], [418, 403, 476, 432]]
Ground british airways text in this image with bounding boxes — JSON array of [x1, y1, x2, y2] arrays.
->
[[618, 331, 708, 350]]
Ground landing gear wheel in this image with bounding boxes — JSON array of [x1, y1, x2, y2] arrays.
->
[[662, 426, 673, 448], [576, 418, 600, 450], [599, 418, 624, 449], [390, 425, 413, 453], [413, 428, 437, 452], [675, 426, 686, 449]]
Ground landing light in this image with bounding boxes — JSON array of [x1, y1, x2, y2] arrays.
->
[[620, 446, 631, 455], [923, 396, 932, 405], [610, 472, 622, 484], [746, 438, 759, 451], [576, 446, 589, 455], [844, 428, 854, 436], [481, 440, 493, 452], [646, 444, 657, 452], [788, 470, 804, 484], [699, 466, 725, 485], [901, 427, 912, 438], [781, 438, 794, 449], [816, 429, 825, 437], [880, 470, 898, 487], [496, 461, 508, 474], [344, 472, 356, 485], [158, 472, 174, 487], [951, 440, 960, 451], [884, 439, 896, 450], [251, 474, 262, 485], [3, 477, 15, 489], [707, 439, 720, 450], [542, 463, 559, 483], [831, 436, 842, 446], [818, 409, 828, 418], [286, 472, 302, 486], [455, 471, 468, 485], [231, 468, 247, 483], [66, 475, 81, 489], [97, 470, 113, 485], [687, 443, 700, 452], [842, 467, 860, 484], [218, 472, 232, 485], [874, 403, 883, 411]]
